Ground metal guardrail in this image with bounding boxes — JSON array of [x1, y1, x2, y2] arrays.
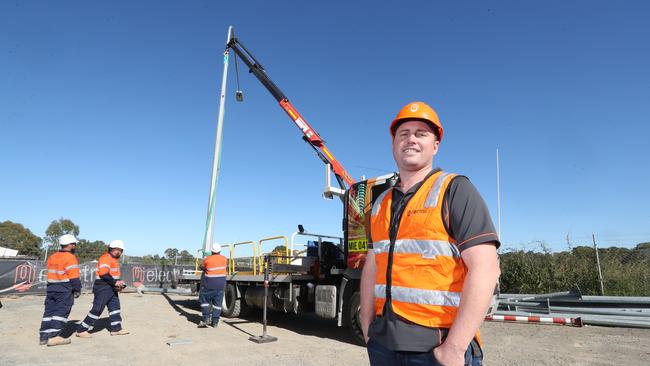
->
[[489, 290, 650, 329], [257, 236, 289, 274], [231, 241, 257, 275]]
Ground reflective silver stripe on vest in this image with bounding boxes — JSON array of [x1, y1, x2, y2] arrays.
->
[[206, 266, 226, 271], [205, 274, 226, 278], [373, 239, 460, 258], [99, 264, 111, 269], [372, 240, 391, 254], [371, 188, 392, 217], [47, 279, 70, 283], [375, 284, 461, 307], [48, 269, 66, 274], [65, 264, 79, 270], [424, 172, 450, 208]]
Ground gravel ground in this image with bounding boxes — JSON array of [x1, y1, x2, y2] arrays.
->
[[1, 293, 648, 365]]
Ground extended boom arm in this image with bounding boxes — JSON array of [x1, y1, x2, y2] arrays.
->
[[227, 37, 355, 190]]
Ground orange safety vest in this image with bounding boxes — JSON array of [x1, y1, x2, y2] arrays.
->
[[202, 254, 227, 278], [370, 170, 465, 328], [47, 251, 80, 283], [96, 252, 121, 280]]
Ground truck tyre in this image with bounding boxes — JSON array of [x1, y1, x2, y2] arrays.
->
[[222, 284, 250, 318], [347, 291, 365, 346]]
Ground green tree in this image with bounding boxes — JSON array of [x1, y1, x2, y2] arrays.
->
[[76, 239, 107, 263], [164, 248, 179, 261], [178, 250, 195, 264], [44, 218, 80, 251], [0, 221, 42, 257], [635, 242, 650, 250]]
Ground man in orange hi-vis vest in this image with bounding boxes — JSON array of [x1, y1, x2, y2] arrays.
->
[[39, 234, 81, 346], [197, 243, 228, 328], [76, 240, 129, 338], [360, 102, 501, 366]]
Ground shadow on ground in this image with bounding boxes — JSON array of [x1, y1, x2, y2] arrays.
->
[[160, 295, 361, 346], [60, 318, 112, 338], [161, 294, 203, 325]]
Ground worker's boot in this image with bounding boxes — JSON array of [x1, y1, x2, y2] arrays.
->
[[211, 320, 219, 328], [46, 336, 71, 347], [197, 321, 208, 328], [76, 331, 92, 338], [39, 339, 47, 346], [110, 329, 130, 336]]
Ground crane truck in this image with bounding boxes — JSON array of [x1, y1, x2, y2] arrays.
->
[[180, 27, 398, 345]]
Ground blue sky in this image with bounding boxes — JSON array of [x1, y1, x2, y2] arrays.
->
[[2, 1, 649, 256]]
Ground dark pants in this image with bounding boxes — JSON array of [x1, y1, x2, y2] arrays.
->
[[77, 285, 122, 332], [39, 291, 73, 341], [367, 338, 483, 366], [199, 288, 224, 325]]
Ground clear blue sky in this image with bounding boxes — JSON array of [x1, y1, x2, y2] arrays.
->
[[2, 1, 649, 256]]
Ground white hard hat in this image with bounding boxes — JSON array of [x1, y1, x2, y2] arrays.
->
[[59, 234, 78, 246], [108, 240, 125, 250], [211, 243, 222, 253]]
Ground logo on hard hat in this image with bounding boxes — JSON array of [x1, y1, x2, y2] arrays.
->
[[410, 103, 419, 112]]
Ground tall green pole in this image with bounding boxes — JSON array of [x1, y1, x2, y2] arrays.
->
[[203, 26, 233, 255]]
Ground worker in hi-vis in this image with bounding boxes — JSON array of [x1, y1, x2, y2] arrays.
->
[[360, 102, 501, 366], [76, 240, 129, 338], [39, 234, 81, 346], [197, 242, 228, 328]]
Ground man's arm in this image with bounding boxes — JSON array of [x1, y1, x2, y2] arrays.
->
[[434, 243, 500, 365], [97, 262, 118, 287], [66, 257, 82, 293], [359, 250, 377, 343]]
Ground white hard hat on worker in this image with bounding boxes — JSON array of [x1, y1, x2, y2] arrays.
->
[[58, 234, 78, 246], [109, 240, 125, 250], [390, 101, 443, 173], [211, 243, 222, 253], [108, 240, 125, 259]]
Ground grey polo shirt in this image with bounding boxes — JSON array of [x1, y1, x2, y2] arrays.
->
[[367, 168, 500, 352]]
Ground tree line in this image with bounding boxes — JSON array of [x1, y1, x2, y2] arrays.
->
[[0, 219, 197, 265], [2, 219, 649, 295], [499, 242, 650, 296]]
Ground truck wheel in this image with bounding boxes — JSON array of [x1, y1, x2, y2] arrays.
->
[[347, 291, 365, 346], [222, 284, 250, 318]]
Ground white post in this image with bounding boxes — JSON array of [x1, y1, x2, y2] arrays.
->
[[202, 26, 233, 255], [592, 234, 605, 295]]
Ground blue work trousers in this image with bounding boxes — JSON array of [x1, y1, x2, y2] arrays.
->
[[39, 291, 73, 341], [199, 288, 224, 325], [367, 338, 483, 366], [77, 285, 122, 332]]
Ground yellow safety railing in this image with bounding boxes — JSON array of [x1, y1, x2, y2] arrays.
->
[[195, 245, 233, 274], [231, 241, 258, 275], [257, 236, 289, 274]]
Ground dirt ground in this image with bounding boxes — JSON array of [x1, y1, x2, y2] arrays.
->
[[1, 293, 649, 366]]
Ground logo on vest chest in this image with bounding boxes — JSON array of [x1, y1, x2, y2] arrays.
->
[[406, 208, 429, 217]]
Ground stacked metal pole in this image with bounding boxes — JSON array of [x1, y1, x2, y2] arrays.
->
[[485, 291, 650, 329]]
